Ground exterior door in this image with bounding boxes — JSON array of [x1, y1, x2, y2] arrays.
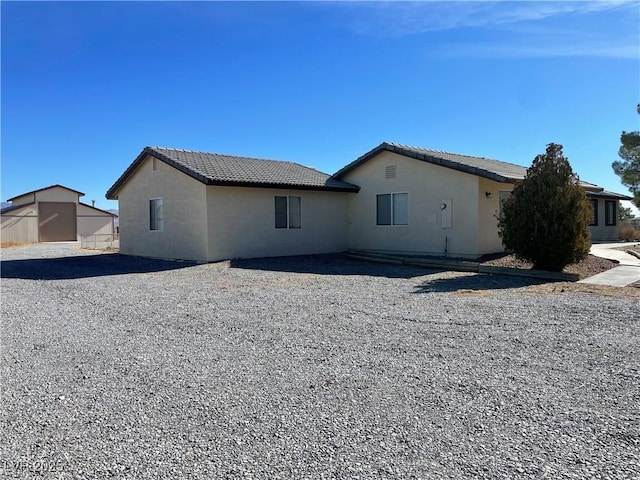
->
[[38, 202, 77, 241]]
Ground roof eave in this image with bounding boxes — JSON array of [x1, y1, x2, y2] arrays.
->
[[587, 191, 634, 201], [79, 202, 119, 216], [106, 148, 149, 199], [8, 184, 85, 202], [333, 142, 515, 183], [107, 148, 361, 199], [0, 201, 36, 214], [332, 143, 389, 179], [106, 147, 212, 200], [205, 179, 360, 192]]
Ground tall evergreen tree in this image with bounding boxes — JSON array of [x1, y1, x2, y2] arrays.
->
[[498, 143, 591, 272], [612, 104, 640, 208]]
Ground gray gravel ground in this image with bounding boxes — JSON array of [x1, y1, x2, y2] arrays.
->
[[1, 243, 639, 479]]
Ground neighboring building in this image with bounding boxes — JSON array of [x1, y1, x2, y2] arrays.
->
[[106, 143, 632, 262], [586, 190, 634, 241], [1, 185, 117, 244], [106, 148, 359, 262]]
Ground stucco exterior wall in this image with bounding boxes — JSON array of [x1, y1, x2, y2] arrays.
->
[[477, 178, 514, 254], [588, 198, 621, 242], [1, 204, 38, 243], [206, 186, 350, 261], [77, 203, 114, 237], [341, 151, 483, 258], [116, 155, 208, 261]]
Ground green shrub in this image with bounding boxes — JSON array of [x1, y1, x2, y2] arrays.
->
[[498, 143, 591, 272]]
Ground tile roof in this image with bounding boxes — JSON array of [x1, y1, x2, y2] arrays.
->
[[332, 142, 615, 192], [333, 142, 529, 182], [107, 147, 359, 199]]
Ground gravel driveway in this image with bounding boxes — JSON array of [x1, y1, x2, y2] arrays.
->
[[1, 243, 639, 479]]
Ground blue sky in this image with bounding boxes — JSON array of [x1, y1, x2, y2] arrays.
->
[[2, 1, 639, 213]]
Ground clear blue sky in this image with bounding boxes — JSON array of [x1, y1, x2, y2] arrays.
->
[[2, 1, 639, 213]]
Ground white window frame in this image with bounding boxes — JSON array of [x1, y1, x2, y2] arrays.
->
[[275, 196, 301, 229], [376, 192, 408, 226], [149, 197, 164, 231]]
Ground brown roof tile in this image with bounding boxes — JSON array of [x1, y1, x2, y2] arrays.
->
[[332, 142, 619, 193], [107, 147, 359, 199]]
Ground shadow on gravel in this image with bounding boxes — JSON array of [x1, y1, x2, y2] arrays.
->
[[414, 272, 550, 293], [231, 254, 434, 279], [232, 254, 554, 291], [1, 254, 195, 280]]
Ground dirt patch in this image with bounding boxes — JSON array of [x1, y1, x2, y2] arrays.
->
[[0, 242, 31, 248], [521, 281, 640, 297], [616, 243, 640, 257], [478, 253, 617, 279]]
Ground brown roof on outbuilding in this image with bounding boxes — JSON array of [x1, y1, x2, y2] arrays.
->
[[78, 202, 118, 216], [6, 184, 85, 202], [106, 147, 360, 199], [0, 202, 35, 214]]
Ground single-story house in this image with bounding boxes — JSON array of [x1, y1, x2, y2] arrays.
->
[[106, 143, 632, 262], [1, 185, 117, 243], [106, 148, 359, 262], [333, 142, 632, 256]]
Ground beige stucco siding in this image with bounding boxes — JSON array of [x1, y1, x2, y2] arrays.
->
[[342, 151, 484, 257], [117, 155, 208, 261], [588, 198, 620, 242], [206, 186, 349, 261], [477, 178, 514, 254], [1, 204, 38, 243]]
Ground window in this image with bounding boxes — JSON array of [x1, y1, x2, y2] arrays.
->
[[605, 200, 616, 226], [376, 193, 408, 226], [588, 199, 598, 226], [275, 196, 301, 229], [149, 198, 164, 231]]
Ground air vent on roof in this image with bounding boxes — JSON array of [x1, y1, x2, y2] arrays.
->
[[385, 165, 397, 179]]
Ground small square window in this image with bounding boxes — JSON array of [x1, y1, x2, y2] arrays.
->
[[376, 193, 408, 226], [275, 196, 301, 229]]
